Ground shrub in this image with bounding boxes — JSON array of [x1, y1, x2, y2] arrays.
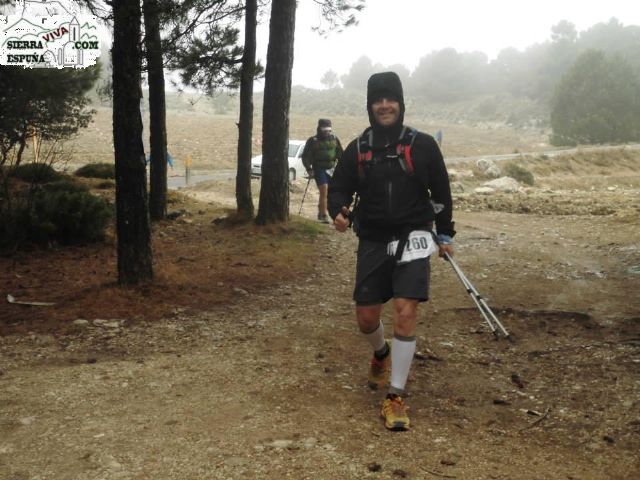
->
[[10, 163, 61, 183], [0, 188, 112, 251], [75, 162, 115, 179], [503, 163, 535, 186], [33, 189, 112, 244]]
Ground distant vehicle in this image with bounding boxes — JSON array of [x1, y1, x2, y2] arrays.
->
[[251, 140, 306, 181]]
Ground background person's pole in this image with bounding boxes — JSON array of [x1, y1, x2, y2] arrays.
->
[[299, 176, 312, 215]]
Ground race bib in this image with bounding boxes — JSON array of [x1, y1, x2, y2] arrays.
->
[[387, 230, 437, 264]]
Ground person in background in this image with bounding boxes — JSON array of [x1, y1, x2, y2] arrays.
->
[[302, 119, 343, 223], [328, 72, 455, 431], [146, 151, 174, 169]]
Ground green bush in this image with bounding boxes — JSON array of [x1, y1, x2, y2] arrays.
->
[[0, 188, 112, 250], [34, 189, 112, 244], [75, 162, 115, 179], [10, 163, 61, 183], [503, 163, 535, 186]]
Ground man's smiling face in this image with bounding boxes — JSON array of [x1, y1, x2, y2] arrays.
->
[[371, 97, 401, 127]]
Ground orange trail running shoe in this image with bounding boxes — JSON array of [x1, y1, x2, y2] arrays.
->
[[381, 394, 410, 431]]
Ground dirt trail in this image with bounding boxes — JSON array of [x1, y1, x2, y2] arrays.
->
[[2, 179, 640, 479]]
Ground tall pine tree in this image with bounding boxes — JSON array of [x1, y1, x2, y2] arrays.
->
[[112, 0, 153, 284], [255, 0, 297, 225]]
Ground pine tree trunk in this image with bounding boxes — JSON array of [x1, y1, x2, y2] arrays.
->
[[235, 0, 258, 219], [255, 0, 297, 225], [112, 0, 153, 285], [143, 0, 168, 221]]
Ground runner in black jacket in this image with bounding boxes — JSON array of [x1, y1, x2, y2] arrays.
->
[[328, 71, 455, 431]]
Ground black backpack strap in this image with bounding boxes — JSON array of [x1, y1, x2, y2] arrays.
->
[[356, 129, 373, 180], [358, 127, 418, 180]]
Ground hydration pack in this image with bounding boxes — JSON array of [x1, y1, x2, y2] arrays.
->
[[356, 126, 418, 181], [309, 134, 339, 170]]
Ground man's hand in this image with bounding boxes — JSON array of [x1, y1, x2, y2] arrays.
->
[[334, 206, 351, 233], [438, 243, 454, 258], [436, 233, 453, 258]]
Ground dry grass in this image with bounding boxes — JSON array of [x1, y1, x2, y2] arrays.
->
[[496, 148, 640, 189], [63, 106, 550, 173]]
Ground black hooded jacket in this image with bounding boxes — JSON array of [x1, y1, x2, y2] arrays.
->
[[328, 72, 455, 241]]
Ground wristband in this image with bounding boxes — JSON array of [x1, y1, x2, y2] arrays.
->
[[437, 234, 453, 245]]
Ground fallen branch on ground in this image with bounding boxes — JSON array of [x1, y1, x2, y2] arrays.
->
[[6, 294, 55, 306], [519, 407, 551, 432]]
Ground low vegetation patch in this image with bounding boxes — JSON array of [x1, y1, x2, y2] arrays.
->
[[10, 163, 61, 183], [503, 162, 535, 186], [0, 173, 112, 252], [75, 162, 115, 179], [498, 149, 640, 182]]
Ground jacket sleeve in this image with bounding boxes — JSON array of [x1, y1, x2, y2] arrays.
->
[[328, 140, 358, 220], [424, 135, 456, 238], [301, 137, 314, 170]]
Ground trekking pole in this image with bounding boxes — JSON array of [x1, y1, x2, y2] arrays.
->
[[446, 253, 498, 337], [298, 176, 312, 215], [444, 252, 512, 341], [449, 255, 511, 340], [454, 256, 512, 341]]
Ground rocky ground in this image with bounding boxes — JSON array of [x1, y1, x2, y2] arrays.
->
[[1, 157, 640, 479]]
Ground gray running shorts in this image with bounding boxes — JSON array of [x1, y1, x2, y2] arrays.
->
[[353, 237, 431, 305]]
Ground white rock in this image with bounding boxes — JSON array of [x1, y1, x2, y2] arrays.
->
[[270, 439, 294, 449], [482, 176, 522, 193], [19, 416, 36, 426], [476, 158, 501, 178], [93, 319, 123, 329], [72, 319, 90, 326], [302, 437, 318, 448], [474, 187, 495, 195]]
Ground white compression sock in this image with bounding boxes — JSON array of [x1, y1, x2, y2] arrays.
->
[[362, 321, 386, 353], [389, 335, 416, 395]]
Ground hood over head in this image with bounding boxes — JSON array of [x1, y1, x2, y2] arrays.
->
[[317, 118, 333, 136], [366, 71, 405, 136]]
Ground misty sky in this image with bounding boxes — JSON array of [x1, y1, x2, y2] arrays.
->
[[255, 0, 640, 89]]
